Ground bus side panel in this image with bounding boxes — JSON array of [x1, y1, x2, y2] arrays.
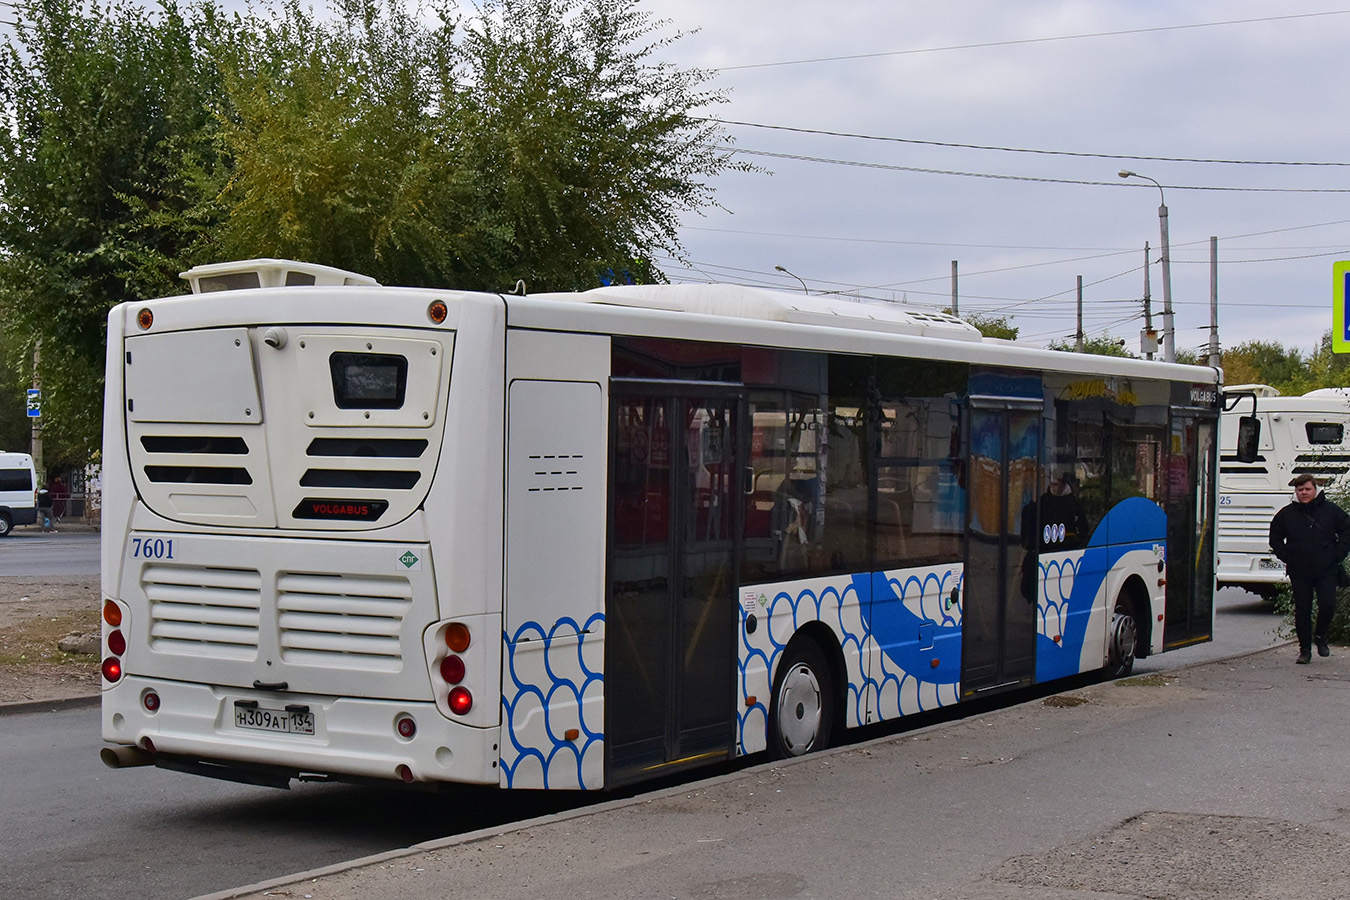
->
[[865, 564, 963, 720], [501, 330, 609, 789], [101, 305, 136, 624], [1035, 497, 1168, 681], [736, 572, 870, 756], [735, 563, 963, 755]]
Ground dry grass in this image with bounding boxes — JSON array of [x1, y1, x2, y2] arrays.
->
[[0, 609, 99, 667]]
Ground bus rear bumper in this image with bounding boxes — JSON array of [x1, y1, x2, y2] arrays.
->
[[101, 676, 502, 787]]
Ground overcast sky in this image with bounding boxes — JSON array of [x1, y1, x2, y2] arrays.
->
[[637, 1, 1350, 359]]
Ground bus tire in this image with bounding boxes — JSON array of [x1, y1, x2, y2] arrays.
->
[[0, 513, 10, 537], [1105, 598, 1138, 679], [768, 640, 834, 759]]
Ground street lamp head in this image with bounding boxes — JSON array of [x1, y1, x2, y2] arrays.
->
[[1118, 169, 1136, 179]]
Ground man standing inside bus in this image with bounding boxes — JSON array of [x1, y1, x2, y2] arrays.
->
[[1269, 473, 1350, 664]]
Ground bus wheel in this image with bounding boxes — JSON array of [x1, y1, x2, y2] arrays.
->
[[0, 513, 10, 537], [1105, 600, 1137, 679], [769, 641, 834, 758]]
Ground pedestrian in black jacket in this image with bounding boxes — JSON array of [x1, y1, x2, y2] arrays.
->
[[1269, 473, 1350, 663]]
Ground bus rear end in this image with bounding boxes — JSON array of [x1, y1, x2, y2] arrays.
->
[[99, 260, 507, 787]]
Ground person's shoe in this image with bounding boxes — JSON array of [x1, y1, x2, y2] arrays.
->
[[1317, 638, 1331, 657], [1297, 651, 1312, 664]]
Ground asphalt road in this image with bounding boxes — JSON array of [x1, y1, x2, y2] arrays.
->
[[2, 703, 606, 900], [0, 529, 99, 577], [0, 527, 1287, 900]]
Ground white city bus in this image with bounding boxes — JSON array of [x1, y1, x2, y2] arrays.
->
[[100, 259, 1220, 789], [1217, 384, 1350, 599]]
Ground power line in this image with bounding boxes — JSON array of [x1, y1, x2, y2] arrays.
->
[[721, 146, 1350, 193], [711, 119, 1350, 168], [718, 10, 1350, 71]]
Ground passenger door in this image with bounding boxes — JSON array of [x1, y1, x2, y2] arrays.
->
[[961, 402, 1041, 695], [606, 382, 743, 784]]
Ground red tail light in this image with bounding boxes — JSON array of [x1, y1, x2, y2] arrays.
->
[[142, 691, 160, 712], [101, 657, 122, 682], [448, 687, 473, 715], [395, 715, 417, 739], [439, 655, 465, 684], [107, 630, 127, 656]]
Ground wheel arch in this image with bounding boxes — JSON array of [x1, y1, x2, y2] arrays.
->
[[775, 621, 847, 734], [1117, 574, 1152, 659]]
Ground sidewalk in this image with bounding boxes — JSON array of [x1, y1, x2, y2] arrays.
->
[[198, 643, 1350, 900]]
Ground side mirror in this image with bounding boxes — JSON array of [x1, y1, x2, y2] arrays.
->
[[1235, 416, 1261, 463]]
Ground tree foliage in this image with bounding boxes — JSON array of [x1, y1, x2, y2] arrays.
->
[[1047, 334, 1134, 358], [0, 0, 742, 459], [959, 312, 1018, 340], [0, 0, 226, 463]]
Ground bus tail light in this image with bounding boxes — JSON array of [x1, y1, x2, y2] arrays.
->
[[448, 687, 473, 715], [444, 622, 470, 653], [396, 715, 417, 739], [142, 690, 160, 712], [439, 655, 465, 684], [101, 657, 123, 682], [103, 600, 122, 627], [107, 629, 127, 656]]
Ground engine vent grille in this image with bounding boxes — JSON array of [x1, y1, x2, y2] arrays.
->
[[276, 572, 414, 672], [144, 564, 262, 659]]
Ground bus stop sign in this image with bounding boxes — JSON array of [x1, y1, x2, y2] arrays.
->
[[1335, 261, 1350, 353], [25, 388, 40, 418]]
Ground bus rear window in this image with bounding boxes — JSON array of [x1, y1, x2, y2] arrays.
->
[[329, 352, 408, 409], [1306, 422, 1344, 445]]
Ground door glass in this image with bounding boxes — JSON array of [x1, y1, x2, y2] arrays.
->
[[608, 396, 671, 760], [677, 398, 738, 752]]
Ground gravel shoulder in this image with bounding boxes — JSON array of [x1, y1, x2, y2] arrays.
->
[[0, 574, 101, 706]]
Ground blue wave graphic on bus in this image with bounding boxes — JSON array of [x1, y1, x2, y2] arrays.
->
[[854, 570, 962, 685], [500, 614, 604, 789], [1035, 497, 1166, 681], [736, 581, 861, 752]]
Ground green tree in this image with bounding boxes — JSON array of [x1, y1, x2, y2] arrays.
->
[[1047, 334, 1134, 357], [1220, 340, 1306, 393], [0, 0, 228, 461], [214, 0, 743, 291], [956, 312, 1018, 340]]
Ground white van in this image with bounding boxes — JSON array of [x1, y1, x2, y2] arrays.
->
[[0, 451, 38, 536]]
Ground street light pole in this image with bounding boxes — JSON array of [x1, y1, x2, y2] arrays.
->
[[1119, 170, 1175, 363], [774, 265, 809, 294]]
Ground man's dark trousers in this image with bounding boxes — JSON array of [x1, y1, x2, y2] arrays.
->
[[1292, 567, 1338, 653]]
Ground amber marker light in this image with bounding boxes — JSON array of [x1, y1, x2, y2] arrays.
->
[[137, 308, 154, 330], [427, 299, 448, 324], [103, 600, 122, 627], [444, 622, 471, 653]]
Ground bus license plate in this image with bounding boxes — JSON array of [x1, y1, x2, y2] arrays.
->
[[1259, 559, 1285, 570], [234, 706, 316, 735]]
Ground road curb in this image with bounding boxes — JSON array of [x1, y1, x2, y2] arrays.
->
[[0, 693, 99, 717]]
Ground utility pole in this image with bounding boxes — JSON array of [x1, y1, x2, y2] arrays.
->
[[950, 260, 959, 316], [1076, 275, 1084, 352], [30, 342, 42, 480], [1141, 243, 1157, 360], [1208, 236, 1220, 368]]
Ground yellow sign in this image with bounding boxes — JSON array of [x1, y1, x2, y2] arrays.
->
[[1335, 261, 1350, 353]]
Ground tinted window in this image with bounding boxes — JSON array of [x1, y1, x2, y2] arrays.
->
[[329, 353, 408, 409], [1307, 422, 1344, 445], [0, 468, 33, 492]]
